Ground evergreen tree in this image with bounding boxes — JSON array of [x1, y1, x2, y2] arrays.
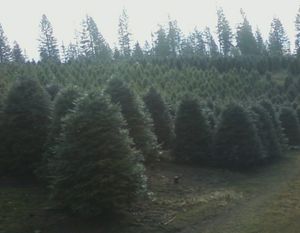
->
[[295, 7, 300, 56], [0, 78, 51, 177], [50, 92, 146, 216], [113, 47, 121, 60], [132, 41, 144, 60], [174, 98, 212, 163], [106, 78, 158, 161], [11, 41, 25, 63], [204, 27, 219, 57], [153, 26, 170, 58], [217, 8, 233, 56], [214, 104, 263, 169], [167, 19, 182, 57], [260, 100, 287, 151], [189, 28, 206, 56], [181, 34, 194, 57], [0, 24, 11, 63], [144, 87, 174, 149], [251, 105, 282, 161], [38, 14, 60, 62], [279, 107, 300, 146], [60, 42, 67, 63], [268, 17, 290, 56], [79, 16, 111, 60], [40, 86, 81, 180], [236, 10, 258, 55], [66, 42, 79, 61], [118, 9, 132, 57], [255, 29, 267, 55]]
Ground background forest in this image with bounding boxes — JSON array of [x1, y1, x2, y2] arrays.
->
[[1, 7, 300, 224]]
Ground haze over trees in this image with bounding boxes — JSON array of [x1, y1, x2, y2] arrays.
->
[[1, 6, 300, 222]]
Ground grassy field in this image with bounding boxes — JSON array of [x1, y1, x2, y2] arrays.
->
[[1, 151, 300, 233]]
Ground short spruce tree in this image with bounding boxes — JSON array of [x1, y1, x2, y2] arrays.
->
[[106, 78, 158, 162], [214, 104, 263, 169], [0, 77, 51, 177], [173, 98, 212, 163], [279, 107, 300, 146], [40, 86, 81, 180], [50, 92, 146, 216], [251, 105, 282, 161], [260, 100, 287, 151], [144, 87, 174, 149]]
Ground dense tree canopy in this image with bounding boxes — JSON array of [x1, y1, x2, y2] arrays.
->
[[50, 92, 146, 216], [214, 104, 263, 169], [0, 78, 51, 177], [38, 15, 60, 62], [174, 98, 212, 163]]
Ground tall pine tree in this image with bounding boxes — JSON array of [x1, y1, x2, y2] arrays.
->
[[38, 14, 60, 62], [118, 9, 132, 57], [0, 24, 11, 63], [217, 8, 233, 56]]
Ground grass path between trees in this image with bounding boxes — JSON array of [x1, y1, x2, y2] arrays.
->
[[1, 151, 300, 233]]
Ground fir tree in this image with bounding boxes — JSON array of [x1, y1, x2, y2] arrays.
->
[[174, 98, 212, 163], [190, 28, 206, 56], [251, 105, 282, 161], [40, 86, 81, 180], [50, 92, 146, 216], [214, 104, 263, 169], [236, 10, 258, 55], [268, 17, 290, 56], [167, 19, 182, 57], [255, 29, 267, 55], [0, 24, 11, 63], [11, 41, 25, 63], [38, 14, 60, 62], [295, 6, 300, 56], [260, 100, 287, 151], [153, 26, 170, 58], [217, 8, 233, 56], [204, 27, 219, 57], [132, 42, 144, 60], [144, 87, 174, 149], [79, 16, 111, 60], [0, 78, 51, 177], [118, 9, 132, 57], [279, 107, 300, 146], [106, 78, 158, 161]]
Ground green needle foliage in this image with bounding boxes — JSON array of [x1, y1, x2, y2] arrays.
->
[[214, 104, 263, 169], [50, 92, 146, 217], [0, 77, 51, 177], [39, 86, 81, 180], [144, 87, 174, 149], [173, 98, 212, 163], [251, 105, 282, 161], [279, 107, 300, 146], [106, 78, 159, 162]]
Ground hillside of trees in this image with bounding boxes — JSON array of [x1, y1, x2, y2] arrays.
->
[[1, 7, 300, 223]]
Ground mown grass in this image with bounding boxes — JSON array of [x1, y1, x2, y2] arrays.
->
[[1, 151, 300, 233]]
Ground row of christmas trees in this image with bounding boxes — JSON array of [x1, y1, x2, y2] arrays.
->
[[1, 76, 300, 217]]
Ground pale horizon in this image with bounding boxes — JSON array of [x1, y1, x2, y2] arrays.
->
[[0, 0, 299, 60]]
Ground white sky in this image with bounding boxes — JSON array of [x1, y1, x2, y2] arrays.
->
[[0, 0, 299, 59]]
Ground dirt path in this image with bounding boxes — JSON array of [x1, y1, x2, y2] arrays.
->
[[173, 152, 300, 233]]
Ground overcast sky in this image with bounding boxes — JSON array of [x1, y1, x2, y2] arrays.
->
[[0, 0, 299, 59]]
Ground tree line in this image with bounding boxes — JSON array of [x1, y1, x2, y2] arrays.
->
[[1, 73, 300, 217], [1, 7, 300, 63], [1, 6, 300, 221]]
